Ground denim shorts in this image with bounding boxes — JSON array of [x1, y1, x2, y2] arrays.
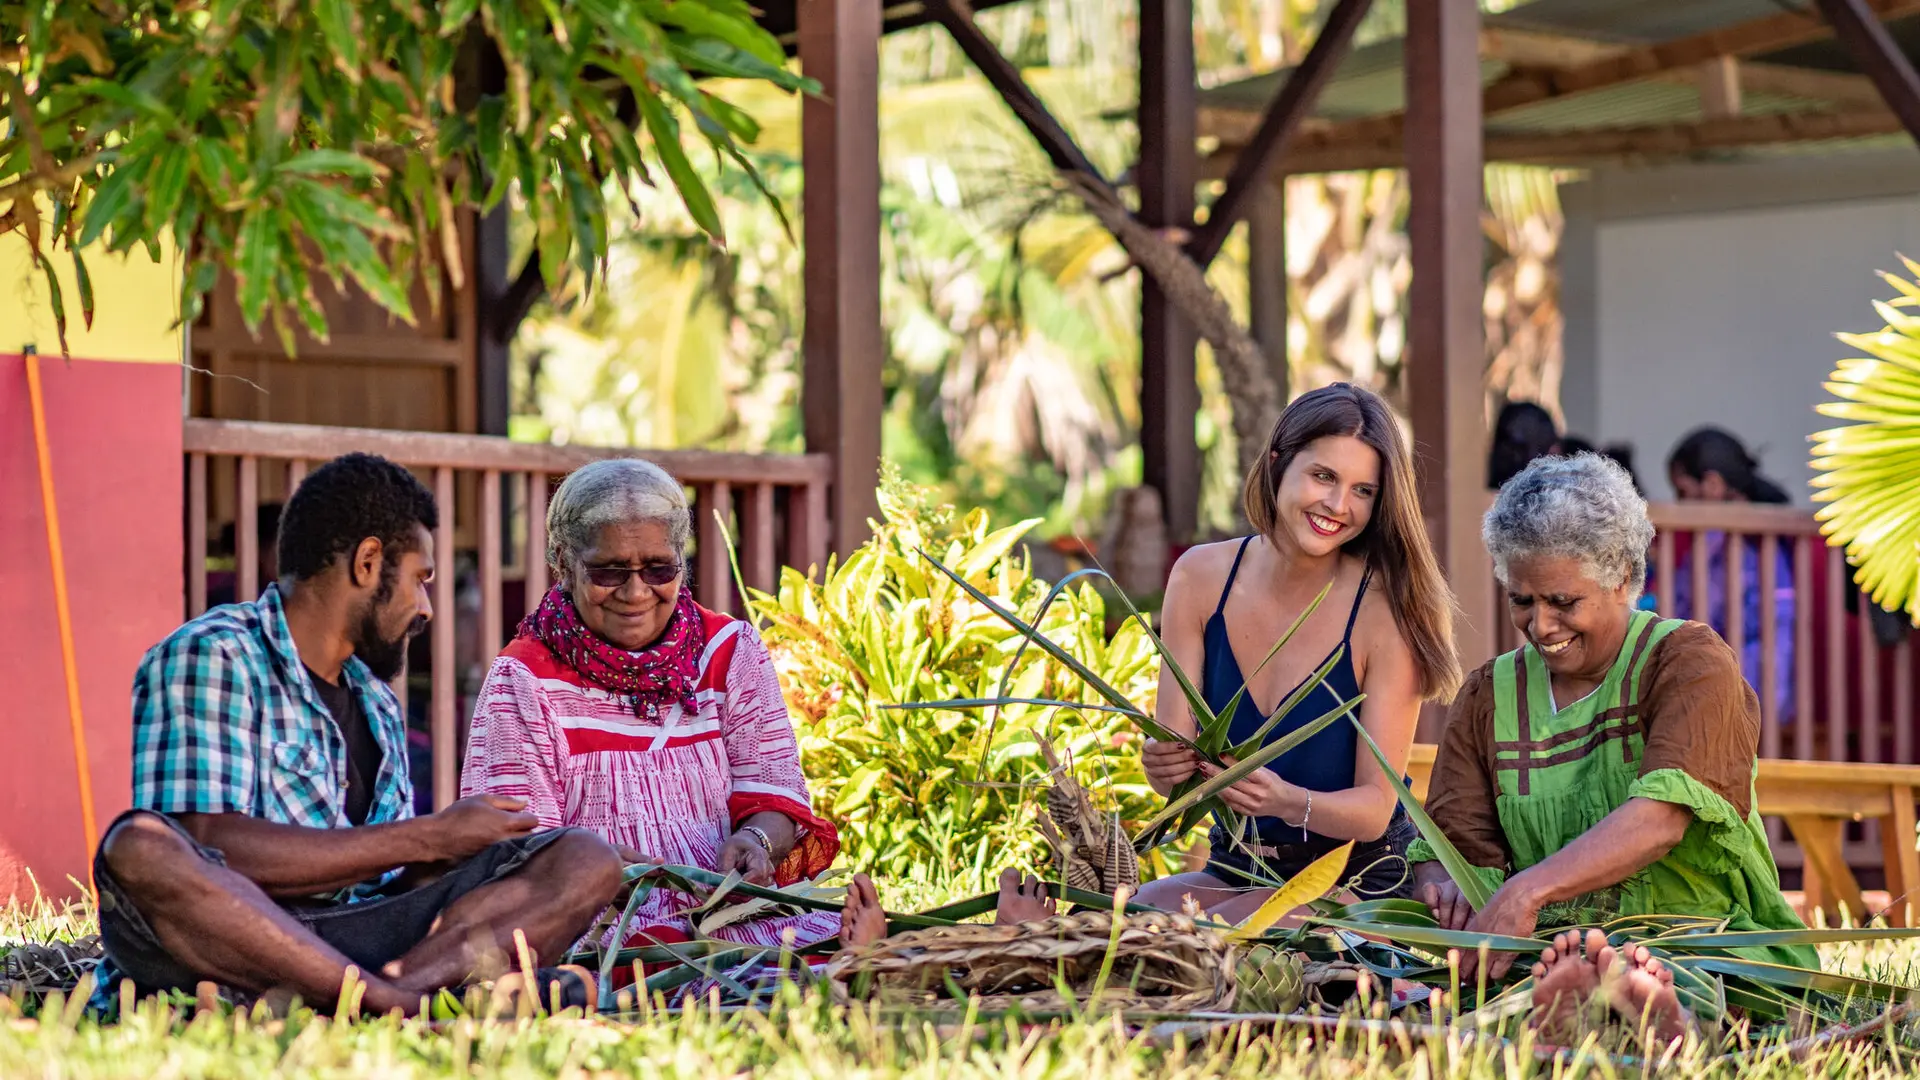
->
[[1203, 811, 1417, 900], [93, 808, 569, 995]]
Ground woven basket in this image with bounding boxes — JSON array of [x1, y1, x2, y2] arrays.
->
[[823, 910, 1235, 1013]]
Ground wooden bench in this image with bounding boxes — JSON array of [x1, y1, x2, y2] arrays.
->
[[1404, 745, 1920, 926]]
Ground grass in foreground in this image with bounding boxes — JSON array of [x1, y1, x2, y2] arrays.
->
[[1, 978, 1918, 1080], [7, 895, 1920, 1080]]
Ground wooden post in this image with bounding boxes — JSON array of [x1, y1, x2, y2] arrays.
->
[[476, 206, 514, 438], [1405, 0, 1491, 731], [187, 453, 208, 617], [1139, 0, 1201, 542], [1815, 0, 1920, 144], [1184, 0, 1372, 268], [1698, 56, 1744, 119], [1248, 184, 1290, 397], [800, 0, 884, 559], [431, 467, 457, 810]]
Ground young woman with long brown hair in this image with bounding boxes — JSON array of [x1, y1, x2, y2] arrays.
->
[[1137, 383, 1463, 919]]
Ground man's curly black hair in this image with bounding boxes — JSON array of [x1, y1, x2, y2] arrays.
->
[[278, 453, 439, 583]]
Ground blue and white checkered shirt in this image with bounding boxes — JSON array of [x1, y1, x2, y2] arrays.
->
[[131, 584, 415, 846], [93, 587, 417, 1011]]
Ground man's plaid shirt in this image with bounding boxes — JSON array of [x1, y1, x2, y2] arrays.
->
[[131, 584, 415, 844]]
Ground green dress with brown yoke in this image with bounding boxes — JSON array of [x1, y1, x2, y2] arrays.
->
[[1412, 611, 1815, 968]]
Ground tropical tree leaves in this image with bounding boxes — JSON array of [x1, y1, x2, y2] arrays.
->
[[0, 0, 814, 353]]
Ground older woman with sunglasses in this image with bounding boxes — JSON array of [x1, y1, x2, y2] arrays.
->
[[461, 458, 840, 952]]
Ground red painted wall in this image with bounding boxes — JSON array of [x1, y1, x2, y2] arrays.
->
[[0, 355, 182, 901]]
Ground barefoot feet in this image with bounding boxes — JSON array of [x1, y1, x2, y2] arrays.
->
[[994, 868, 1059, 925], [1605, 941, 1692, 1045], [1528, 928, 1693, 1045], [1530, 930, 1604, 1040], [840, 873, 888, 950]]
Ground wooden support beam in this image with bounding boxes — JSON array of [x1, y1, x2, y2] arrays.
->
[[1247, 184, 1289, 396], [1215, 0, 1920, 156], [1735, 62, 1886, 110], [1201, 107, 1907, 175], [921, 0, 1114, 191], [1477, 26, 1628, 69], [800, 0, 885, 558], [1185, 0, 1372, 269], [1405, 0, 1491, 733], [1202, 62, 1889, 147], [1139, 0, 1201, 542], [1816, 0, 1920, 145], [488, 258, 545, 346], [475, 205, 512, 435], [1698, 56, 1743, 119]]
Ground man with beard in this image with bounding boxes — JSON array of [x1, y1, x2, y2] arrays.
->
[[91, 454, 622, 1016]]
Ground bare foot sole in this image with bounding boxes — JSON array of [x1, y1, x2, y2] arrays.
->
[[840, 873, 888, 950], [993, 868, 1059, 925], [1529, 929, 1694, 1046], [1529, 930, 1603, 1042], [1600, 942, 1693, 1045]]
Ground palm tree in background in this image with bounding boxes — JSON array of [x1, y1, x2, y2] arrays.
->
[[510, 0, 1565, 535]]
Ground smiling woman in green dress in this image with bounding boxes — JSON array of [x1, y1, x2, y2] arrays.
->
[[1415, 453, 1813, 1022]]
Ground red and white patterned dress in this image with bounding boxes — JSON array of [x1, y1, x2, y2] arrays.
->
[[461, 605, 840, 949]]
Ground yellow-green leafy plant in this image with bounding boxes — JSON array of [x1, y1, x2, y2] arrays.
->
[[745, 475, 1162, 886], [1814, 258, 1920, 620]]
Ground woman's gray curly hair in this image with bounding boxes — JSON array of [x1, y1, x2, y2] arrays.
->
[[546, 458, 691, 575], [1483, 453, 1653, 600]]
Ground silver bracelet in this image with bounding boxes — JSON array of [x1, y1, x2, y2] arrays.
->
[[1281, 790, 1312, 832], [739, 824, 775, 856]]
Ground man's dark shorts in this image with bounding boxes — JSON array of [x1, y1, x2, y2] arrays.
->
[[93, 809, 568, 994]]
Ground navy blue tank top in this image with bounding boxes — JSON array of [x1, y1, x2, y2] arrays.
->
[[1201, 536, 1372, 848]]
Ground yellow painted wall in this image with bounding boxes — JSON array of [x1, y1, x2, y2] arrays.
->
[[0, 211, 183, 364]]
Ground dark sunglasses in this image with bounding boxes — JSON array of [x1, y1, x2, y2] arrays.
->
[[581, 562, 683, 588]]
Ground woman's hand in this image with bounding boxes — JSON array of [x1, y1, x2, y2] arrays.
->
[[614, 845, 657, 867], [1417, 876, 1473, 931], [1196, 755, 1303, 821], [717, 832, 777, 886], [1454, 877, 1542, 981], [1142, 737, 1200, 795]]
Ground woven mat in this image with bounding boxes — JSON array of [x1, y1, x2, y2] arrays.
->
[[823, 910, 1235, 1013]]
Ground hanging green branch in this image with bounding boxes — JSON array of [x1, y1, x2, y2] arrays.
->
[[0, 0, 814, 353]]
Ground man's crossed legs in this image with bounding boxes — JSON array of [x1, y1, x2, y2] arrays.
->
[[93, 810, 622, 1016]]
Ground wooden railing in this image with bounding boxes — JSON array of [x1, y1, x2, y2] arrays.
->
[[182, 419, 833, 810]]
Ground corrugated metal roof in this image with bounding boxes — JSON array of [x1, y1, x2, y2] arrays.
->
[[1490, 82, 1812, 132], [1487, 0, 1786, 46], [1196, 0, 1917, 166]]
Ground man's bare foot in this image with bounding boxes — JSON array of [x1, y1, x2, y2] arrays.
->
[[1596, 940, 1693, 1045], [1529, 929, 1603, 1041], [840, 873, 888, 950], [993, 868, 1059, 925]]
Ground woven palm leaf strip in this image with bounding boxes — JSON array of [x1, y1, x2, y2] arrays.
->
[[0, 935, 101, 997], [823, 910, 1236, 1013]]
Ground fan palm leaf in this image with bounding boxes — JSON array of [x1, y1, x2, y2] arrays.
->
[[1812, 257, 1920, 619]]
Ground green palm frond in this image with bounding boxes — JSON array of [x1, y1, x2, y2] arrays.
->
[[1812, 256, 1920, 620]]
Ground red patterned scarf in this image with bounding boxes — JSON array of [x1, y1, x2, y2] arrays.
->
[[517, 586, 709, 720]]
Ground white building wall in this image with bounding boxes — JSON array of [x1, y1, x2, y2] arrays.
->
[[1561, 151, 1920, 506]]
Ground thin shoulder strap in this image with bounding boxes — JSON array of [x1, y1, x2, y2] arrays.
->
[[1341, 566, 1374, 641], [1214, 536, 1255, 617]]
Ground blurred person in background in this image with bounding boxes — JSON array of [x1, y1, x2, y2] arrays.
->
[[1663, 426, 1795, 723], [1488, 402, 1560, 490]]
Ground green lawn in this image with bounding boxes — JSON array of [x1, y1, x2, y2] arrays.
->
[[6, 890, 1920, 1080]]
